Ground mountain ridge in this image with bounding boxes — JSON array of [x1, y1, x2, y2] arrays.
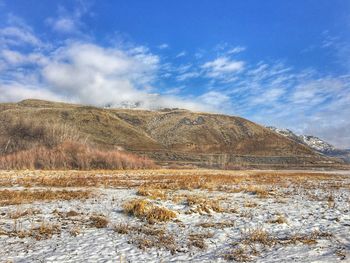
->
[[266, 126, 350, 163], [0, 99, 344, 168]]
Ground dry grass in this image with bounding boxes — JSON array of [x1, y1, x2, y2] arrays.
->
[[185, 195, 224, 214], [146, 206, 177, 223], [196, 221, 235, 229], [123, 199, 152, 218], [137, 187, 167, 200], [117, 224, 178, 253], [32, 222, 61, 240], [244, 200, 258, 208], [123, 199, 177, 223], [89, 215, 109, 228], [113, 223, 130, 234], [0, 189, 92, 206], [268, 215, 288, 224], [0, 170, 347, 192], [4, 221, 61, 240], [66, 210, 80, 217], [279, 230, 333, 245], [0, 141, 156, 170], [7, 207, 41, 219], [188, 232, 214, 250], [69, 226, 81, 237], [224, 246, 252, 262], [242, 228, 275, 247]]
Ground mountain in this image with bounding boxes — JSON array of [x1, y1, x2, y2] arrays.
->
[[266, 126, 350, 163], [0, 99, 343, 169]]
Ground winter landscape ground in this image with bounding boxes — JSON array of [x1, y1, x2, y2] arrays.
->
[[0, 169, 349, 262]]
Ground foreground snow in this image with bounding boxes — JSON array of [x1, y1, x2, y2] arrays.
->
[[0, 170, 349, 262]]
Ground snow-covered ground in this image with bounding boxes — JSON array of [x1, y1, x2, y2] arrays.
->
[[0, 170, 349, 262]]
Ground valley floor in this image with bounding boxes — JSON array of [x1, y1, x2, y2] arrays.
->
[[0, 169, 349, 262]]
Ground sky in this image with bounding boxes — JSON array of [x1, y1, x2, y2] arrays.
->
[[0, 0, 350, 148]]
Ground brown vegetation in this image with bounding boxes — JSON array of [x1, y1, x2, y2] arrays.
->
[[0, 169, 347, 192], [185, 195, 224, 214], [0, 141, 156, 170], [3, 220, 61, 240], [0, 189, 92, 206], [123, 198, 177, 222], [89, 215, 109, 228]]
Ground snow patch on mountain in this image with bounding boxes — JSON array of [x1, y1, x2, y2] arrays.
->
[[266, 126, 350, 162]]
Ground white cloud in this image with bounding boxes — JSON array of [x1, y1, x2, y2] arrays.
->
[[176, 71, 200, 81], [227, 46, 246, 54], [1, 49, 47, 65], [158, 43, 169, 49], [0, 38, 209, 112], [0, 83, 63, 103], [48, 17, 77, 33], [0, 26, 42, 47], [202, 56, 245, 79], [198, 91, 231, 110], [176, 51, 186, 57]]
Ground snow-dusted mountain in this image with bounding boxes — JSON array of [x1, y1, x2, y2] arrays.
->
[[266, 126, 350, 162]]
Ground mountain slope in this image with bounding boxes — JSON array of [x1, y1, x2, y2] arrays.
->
[[0, 99, 342, 168], [267, 126, 350, 163]]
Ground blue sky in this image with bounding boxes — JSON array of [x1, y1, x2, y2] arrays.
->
[[0, 0, 350, 147]]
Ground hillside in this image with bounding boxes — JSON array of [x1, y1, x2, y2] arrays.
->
[[0, 99, 342, 168], [267, 126, 350, 163]]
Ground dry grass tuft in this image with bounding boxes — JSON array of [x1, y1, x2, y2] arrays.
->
[[8, 207, 41, 219], [4, 221, 61, 240], [0, 189, 92, 206], [123, 199, 152, 218], [224, 246, 252, 262], [89, 215, 109, 228], [32, 222, 61, 240], [185, 195, 224, 214], [244, 201, 258, 208], [113, 223, 130, 234], [137, 187, 167, 200], [123, 199, 176, 223], [188, 232, 214, 250], [197, 221, 234, 229], [279, 230, 333, 245], [242, 228, 275, 247], [268, 215, 288, 224], [69, 226, 81, 237], [66, 210, 80, 217], [146, 206, 177, 223]]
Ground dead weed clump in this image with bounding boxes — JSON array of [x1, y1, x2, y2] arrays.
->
[[188, 232, 214, 250], [8, 207, 41, 219], [4, 220, 61, 240], [267, 215, 288, 224], [279, 230, 333, 245], [137, 187, 167, 200], [123, 199, 176, 223], [185, 195, 224, 214], [89, 215, 109, 228], [242, 228, 275, 247], [224, 246, 252, 262], [197, 221, 234, 229]]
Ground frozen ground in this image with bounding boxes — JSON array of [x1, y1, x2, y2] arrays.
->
[[0, 169, 349, 262]]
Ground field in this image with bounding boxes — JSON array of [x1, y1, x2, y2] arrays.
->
[[0, 169, 349, 262]]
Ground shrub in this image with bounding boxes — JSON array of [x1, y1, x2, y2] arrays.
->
[[0, 141, 156, 170]]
